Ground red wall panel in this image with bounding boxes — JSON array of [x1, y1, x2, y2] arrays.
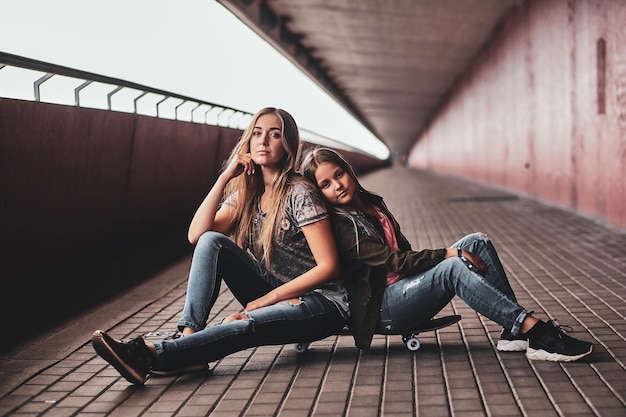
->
[[0, 99, 135, 255], [124, 116, 223, 229], [408, 0, 626, 231]]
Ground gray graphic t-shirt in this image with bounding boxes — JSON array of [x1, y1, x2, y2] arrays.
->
[[228, 181, 349, 318]]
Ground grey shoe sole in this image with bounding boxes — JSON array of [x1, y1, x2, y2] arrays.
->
[[496, 339, 529, 352], [526, 345, 593, 362]]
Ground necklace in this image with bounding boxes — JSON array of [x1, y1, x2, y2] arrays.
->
[[254, 198, 266, 225]]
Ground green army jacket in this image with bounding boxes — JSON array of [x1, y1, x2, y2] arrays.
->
[[332, 197, 447, 350]]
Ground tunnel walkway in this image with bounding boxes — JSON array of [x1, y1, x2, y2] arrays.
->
[[1, 166, 624, 416]]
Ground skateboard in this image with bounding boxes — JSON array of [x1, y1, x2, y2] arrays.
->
[[294, 314, 461, 353]]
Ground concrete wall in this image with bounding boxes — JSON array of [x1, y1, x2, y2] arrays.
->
[[408, 0, 626, 231]]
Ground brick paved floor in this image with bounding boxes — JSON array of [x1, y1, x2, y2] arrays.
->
[[1, 167, 625, 416]]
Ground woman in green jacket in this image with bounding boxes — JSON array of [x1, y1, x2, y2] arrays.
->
[[300, 146, 593, 362]]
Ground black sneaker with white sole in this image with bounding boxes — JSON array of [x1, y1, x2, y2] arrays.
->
[[496, 328, 528, 352], [92, 330, 153, 385], [526, 320, 593, 362]]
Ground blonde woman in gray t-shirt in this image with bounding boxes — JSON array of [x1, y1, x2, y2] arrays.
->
[[92, 108, 349, 385]]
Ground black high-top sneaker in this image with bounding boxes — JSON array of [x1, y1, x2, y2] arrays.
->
[[92, 330, 153, 385], [526, 320, 593, 362]]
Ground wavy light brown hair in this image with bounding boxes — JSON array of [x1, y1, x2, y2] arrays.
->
[[300, 147, 365, 194], [299, 146, 380, 214]]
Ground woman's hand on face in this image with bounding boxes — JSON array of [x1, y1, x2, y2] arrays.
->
[[223, 153, 256, 180]]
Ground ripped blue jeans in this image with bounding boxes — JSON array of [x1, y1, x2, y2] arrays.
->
[[152, 232, 345, 370], [377, 233, 531, 336]]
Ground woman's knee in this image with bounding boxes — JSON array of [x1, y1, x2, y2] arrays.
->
[[443, 257, 480, 283], [196, 231, 229, 251], [449, 256, 469, 272], [466, 231, 488, 244], [460, 232, 490, 253], [453, 232, 487, 249], [435, 257, 467, 280], [197, 230, 224, 244]]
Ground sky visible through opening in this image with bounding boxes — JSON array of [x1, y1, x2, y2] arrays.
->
[[0, 0, 389, 159]]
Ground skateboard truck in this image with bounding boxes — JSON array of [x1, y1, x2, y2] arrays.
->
[[294, 314, 461, 353]]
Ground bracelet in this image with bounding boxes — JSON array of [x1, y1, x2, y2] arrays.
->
[[457, 247, 478, 273]]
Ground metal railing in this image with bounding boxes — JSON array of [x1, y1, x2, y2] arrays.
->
[[0, 51, 361, 152]]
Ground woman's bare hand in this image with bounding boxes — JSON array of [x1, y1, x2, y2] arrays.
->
[[223, 153, 256, 180], [243, 295, 300, 313], [222, 312, 249, 323]]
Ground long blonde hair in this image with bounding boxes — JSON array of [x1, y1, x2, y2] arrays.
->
[[224, 107, 302, 269]]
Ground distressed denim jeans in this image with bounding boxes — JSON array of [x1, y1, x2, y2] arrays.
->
[[153, 291, 343, 370], [378, 233, 530, 336], [154, 231, 345, 370]]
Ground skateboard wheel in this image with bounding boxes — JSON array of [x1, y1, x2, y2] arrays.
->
[[405, 337, 421, 351], [294, 342, 309, 354]]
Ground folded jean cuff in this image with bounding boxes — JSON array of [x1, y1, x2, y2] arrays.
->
[[511, 309, 533, 337], [153, 341, 164, 357], [177, 320, 203, 333]]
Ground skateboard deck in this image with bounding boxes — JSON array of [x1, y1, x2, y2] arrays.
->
[[295, 314, 461, 353]]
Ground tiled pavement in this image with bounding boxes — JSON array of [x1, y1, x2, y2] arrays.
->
[[1, 166, 625, 417]]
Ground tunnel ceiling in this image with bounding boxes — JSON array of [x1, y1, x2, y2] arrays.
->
[[218, 0, 517, 160]]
